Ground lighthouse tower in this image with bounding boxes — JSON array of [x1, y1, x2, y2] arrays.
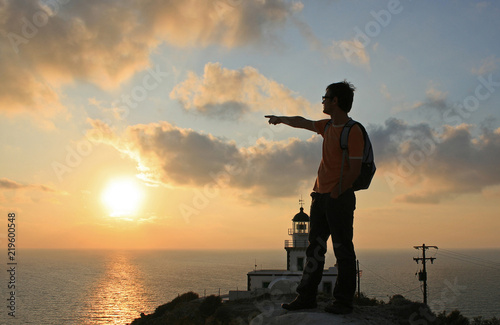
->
[[285, 199, 309, 271], [243, 197, 337, 299]]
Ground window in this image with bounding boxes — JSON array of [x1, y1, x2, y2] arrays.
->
[[296, 222, 308, 233], [297, 257, 304, 271], [323, 282, 332, 295]]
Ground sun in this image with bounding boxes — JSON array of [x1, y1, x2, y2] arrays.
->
[[101, 178, 144, 217]]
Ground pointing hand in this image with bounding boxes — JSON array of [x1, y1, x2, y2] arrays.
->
[[265, 115, 281, 125]]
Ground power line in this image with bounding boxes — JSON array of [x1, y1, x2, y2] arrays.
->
[[437, 253, 500, 270], [437, 249, 500, 270], [439, 248, 500, 264], [357, 247, 499, 303], [399, 285, 423, 297], [358, 261, 422, 301]]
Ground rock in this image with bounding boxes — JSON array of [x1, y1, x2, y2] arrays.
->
[[130, 292, 431, 325], [248, 299, 400, 325], [252, 311, 378, 325]]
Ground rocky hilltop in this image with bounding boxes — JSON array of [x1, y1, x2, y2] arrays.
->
[[129, 291, 487, 325]]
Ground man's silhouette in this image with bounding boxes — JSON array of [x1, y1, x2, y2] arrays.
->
[[265, 80, 364, 314]]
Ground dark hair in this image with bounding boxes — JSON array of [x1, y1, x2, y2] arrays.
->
[[326, 80, 356, 113]]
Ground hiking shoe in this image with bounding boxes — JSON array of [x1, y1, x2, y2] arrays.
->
[[325, 302, 353, 315], [281, 296, 317, 311]]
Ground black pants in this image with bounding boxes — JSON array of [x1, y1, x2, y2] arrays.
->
[[296, 190, 357, 306]]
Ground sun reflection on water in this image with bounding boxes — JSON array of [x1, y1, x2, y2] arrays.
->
[[81, 251, 152, 324]]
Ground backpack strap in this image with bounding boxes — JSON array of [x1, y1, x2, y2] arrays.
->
[[338, 119, 358, 196], [339, 118, 358, 150], [324, 120, 332, 134]]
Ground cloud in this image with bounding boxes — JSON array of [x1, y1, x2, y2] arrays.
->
[[292, 15, 323, 52], [89, 115, 500, 203], [380, 84, 392, 100], [380, 83, 422, 113], [1, 0, 154, 103], [0, 56, 64, 128], [170, 62, 313, 119], [146, 0, 301, 48], [88, 119, 243, 186], [329, 39, 370, 68], [411, 79, 500, 127], [471, 55, 500, 76], [431, 125, 500, 190], [291, 19, 373, 69], [0, 177, 67, 194], [475, 1, 491, 10], [88, 119, 321, 198], [409, 85, 451, 119], [369, 118, 437, 166], [370, 118, 500, 203], [292, 14, 375, 69], [424, 87, 448, 106], [234, 137, 321, 197], [0, 0, 301, 115]]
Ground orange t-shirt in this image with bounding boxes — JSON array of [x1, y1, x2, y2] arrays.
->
[[312, 119, 364, 194]]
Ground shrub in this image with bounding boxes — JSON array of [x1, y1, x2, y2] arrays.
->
[[471, 316, 500, 325], [354, 292, 385, 306], [199, 295, 222, 318], [153, 292, 200, 317], [435, 310, 470, 325]]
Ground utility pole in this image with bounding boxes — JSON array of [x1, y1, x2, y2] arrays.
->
[[413, 244, 438, 305], [356, 259, 361, 298]]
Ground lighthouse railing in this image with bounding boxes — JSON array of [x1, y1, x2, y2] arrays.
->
[[284, 240, 309, 248]]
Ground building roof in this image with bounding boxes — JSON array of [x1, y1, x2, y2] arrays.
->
[[292, 207, 309, 222]]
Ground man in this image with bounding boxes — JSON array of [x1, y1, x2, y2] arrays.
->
[[265, 80, 363, 315]]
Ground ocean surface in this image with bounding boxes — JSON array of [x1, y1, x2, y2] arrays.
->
[[1, 248, 499, 324]]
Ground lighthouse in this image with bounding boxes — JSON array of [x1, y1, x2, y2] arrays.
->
[[285, 199, 309, 272], [242, 198, 338, 298]]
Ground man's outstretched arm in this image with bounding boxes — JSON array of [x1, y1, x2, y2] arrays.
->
[[265, 115, 316, 132]]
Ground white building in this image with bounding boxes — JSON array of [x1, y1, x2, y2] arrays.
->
[[246, 201, 338, 296]]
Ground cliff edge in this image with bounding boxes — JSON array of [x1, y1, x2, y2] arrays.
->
[[129, 292, 441, 325]]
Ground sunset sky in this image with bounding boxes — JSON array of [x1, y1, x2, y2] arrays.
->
[[1, 0, 499, 250]]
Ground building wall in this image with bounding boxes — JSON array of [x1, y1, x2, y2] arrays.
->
[[247, 272, 337, 296], [288, 249, 307, 272]]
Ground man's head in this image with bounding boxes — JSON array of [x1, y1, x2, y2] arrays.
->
[[323, 80, 356, 113]]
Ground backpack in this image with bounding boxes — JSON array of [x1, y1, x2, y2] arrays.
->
[[325, 119, 376, 193]]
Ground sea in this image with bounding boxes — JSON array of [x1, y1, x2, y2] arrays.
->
[[1, 248, 499, 324]]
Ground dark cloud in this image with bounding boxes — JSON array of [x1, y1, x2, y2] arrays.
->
[[89, 120, 321, 198], [369, 119, 500, 203], [128, 122, 243, 185], [90, 116, 500, 203], [197, 102, 250, 120], [0, 178, 24, 190], [0, 177, 64, 193], [234, 137, 321, 197], [369, 118, 437, 165]]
